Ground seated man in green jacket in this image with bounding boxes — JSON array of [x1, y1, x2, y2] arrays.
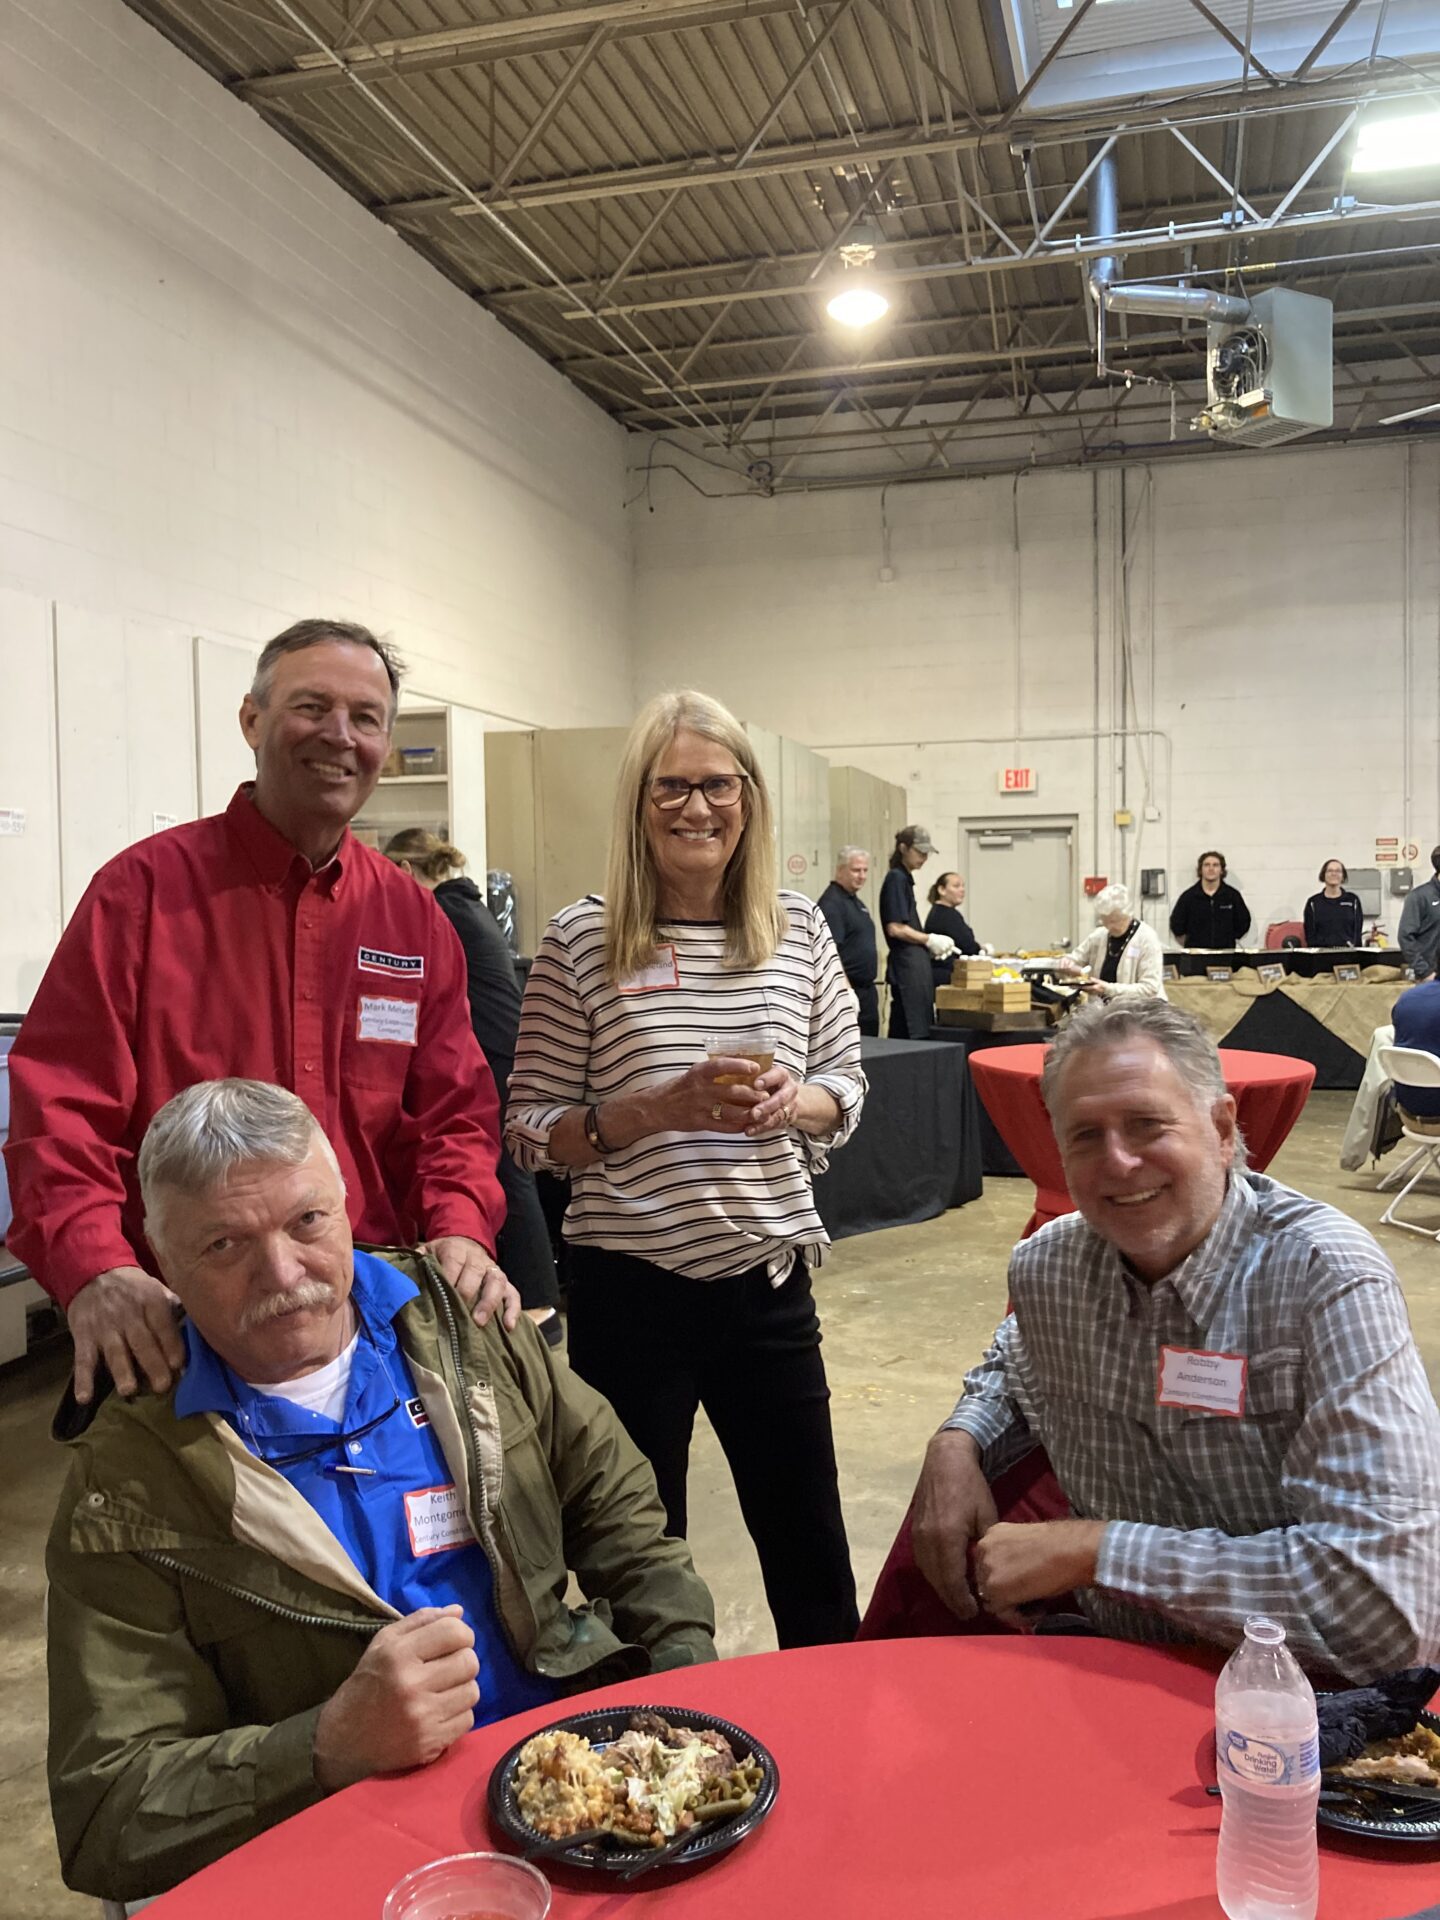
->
[[47, 1077, 716, 1905]]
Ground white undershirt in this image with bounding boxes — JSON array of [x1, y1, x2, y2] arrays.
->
[[242, 1329, 359, 1423]]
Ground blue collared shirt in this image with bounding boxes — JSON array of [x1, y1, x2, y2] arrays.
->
[[178, 1248, 553, 1724]]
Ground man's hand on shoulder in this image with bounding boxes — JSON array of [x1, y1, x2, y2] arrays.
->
[[423, 1236, 521, 1331], [911, 1428, 997, 1622], [67, 1266, 185, 1405], [972, 1519, 1106, 1614], [312, 1606, 480, 1792]]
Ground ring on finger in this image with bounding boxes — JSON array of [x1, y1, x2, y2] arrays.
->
[[711, 1102, 724, 1121]]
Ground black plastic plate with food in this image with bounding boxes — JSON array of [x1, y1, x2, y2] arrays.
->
[[1319, 1709, 1440, 1845], [488, 1704, 780, 1876]]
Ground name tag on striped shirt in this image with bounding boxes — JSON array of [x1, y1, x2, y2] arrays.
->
[[1157, 1346, 1248, 1418], [617, 944, 680, 993]]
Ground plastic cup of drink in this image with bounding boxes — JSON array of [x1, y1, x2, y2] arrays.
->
[[382, 1852, 551, 1920], [705, 1031, 776, 1086]]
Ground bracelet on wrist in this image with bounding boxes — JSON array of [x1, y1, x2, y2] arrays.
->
[[583, 1102, 614, 1156]]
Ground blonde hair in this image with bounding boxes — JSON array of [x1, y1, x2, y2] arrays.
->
[[383, 827, 466, 883], [604, 689, 787, 982]]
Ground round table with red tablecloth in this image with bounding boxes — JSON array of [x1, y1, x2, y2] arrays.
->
[[141, 1637, 1437, 1920], [969, 1042, 1316, 1237]]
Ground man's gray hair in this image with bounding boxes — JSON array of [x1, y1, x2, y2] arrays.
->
[[139, 1079, 341, 1243], [1042, 998, 1249, 1168], [249, 618, 405, 722], [836, 845, 869, 864], [1093, 882, 1133, 918]]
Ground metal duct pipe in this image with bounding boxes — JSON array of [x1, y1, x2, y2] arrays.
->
[[1104, 283, 1252, 322], [1086, 145, 1250, 326], [1088, 141, 1122, 306]]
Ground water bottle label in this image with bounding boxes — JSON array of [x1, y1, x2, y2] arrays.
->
[[1218, 1728, 1319, 1788]]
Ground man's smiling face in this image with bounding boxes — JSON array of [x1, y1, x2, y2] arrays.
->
[[1050, 1037, 1236, 1282], [241, 641, 393, 854]]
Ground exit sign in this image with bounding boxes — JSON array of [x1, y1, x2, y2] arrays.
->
[[998, 767, 1036, 794]]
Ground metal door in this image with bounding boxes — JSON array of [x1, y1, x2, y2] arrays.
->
[[962, 817, 1077, 954]]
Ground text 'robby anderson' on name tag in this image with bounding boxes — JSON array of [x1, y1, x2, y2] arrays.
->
[[1156, 1345, 1248, 1417]]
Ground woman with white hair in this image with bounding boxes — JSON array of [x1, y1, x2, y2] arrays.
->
[[1059, 883, 1167, 1000], [505, 689, 865, 1647]]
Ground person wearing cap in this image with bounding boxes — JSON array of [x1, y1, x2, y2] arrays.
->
[[881, 827, 954, 1039], [1399, 846, 1440, 982]]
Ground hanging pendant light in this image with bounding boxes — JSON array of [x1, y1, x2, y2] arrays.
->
[[825, 221, 891, 327]]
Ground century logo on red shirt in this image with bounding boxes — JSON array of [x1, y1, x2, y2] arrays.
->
[[358, 947, 425, 978]]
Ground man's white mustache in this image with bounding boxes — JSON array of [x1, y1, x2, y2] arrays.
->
[[238, 1280, 337, 1332]]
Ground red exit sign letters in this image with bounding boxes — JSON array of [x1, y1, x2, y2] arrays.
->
[[998, 767, 1036, 794]]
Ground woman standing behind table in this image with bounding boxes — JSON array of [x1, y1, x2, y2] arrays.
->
[[1060, 884, 1167, 1000], [923, 872, 981, 990], [382, 829, 563, 1345], [1304, 858, 1365, 948], [881, 826, 954, 1038], [505, 690, 866, 1648], [1168, 849, 1252, 949]]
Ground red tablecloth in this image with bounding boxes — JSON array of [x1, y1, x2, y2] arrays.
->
[[144, 1638, 1437, 1920], [970, 1043, 1316, 1236]]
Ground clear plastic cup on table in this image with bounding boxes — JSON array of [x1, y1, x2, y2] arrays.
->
[[383, 1851, 551, 1920]]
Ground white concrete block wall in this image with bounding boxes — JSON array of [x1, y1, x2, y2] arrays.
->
[[0, 0, 633, 733], [633, 442, 1440, 945]]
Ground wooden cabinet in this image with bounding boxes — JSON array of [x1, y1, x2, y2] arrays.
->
[[828, 765, 909, 924]]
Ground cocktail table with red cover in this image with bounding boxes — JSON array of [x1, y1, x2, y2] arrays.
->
[[141, 1638, 1435, 1920], [969, 1042, 1317, 1237]]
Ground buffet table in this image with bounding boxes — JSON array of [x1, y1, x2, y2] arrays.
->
[[1165, 972, 1405, 1090], [812, 1037, 983, 1239], [143, 1637, 1440, 1920], [969, 1043, 1316, 1235], [1164, 947, 1407, 979]]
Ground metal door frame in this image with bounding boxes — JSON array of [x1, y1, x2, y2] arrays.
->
[[960, 812, 1079, 951]]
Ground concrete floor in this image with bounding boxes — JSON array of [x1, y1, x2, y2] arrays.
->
[[5, 1090, 1440, 1917]]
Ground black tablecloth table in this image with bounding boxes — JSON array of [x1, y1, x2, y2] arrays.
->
[[1164, 947, 1406, 979], [813, 1037, 982, 1239], [925, 1024, 1042, 1175]]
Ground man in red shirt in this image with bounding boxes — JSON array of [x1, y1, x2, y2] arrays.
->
[[5, 619, 515, 1403]]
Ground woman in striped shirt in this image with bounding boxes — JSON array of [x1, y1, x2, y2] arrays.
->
[[506, 690, 866, 1647]]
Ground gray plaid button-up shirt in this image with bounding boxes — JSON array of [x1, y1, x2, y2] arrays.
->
[[945, 1173, 1440, 1679]]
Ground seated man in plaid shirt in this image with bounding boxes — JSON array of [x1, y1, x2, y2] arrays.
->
[[912, 999, 1440, 1682]]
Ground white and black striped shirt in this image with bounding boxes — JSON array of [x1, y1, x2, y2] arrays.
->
[[505, 893, 866, 1282]]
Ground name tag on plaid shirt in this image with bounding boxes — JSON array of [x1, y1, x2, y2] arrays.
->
[[1157, 1345, 1248, 1418]]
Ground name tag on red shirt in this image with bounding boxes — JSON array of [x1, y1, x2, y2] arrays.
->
[[1156, 1345, 1248, 1418]]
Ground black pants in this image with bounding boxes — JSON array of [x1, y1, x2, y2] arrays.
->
[[495, 1149, 561, 1312], [852, 980, 879, 1037], [887, 944, 934, 1039], [565, 1246, 859, 1649]]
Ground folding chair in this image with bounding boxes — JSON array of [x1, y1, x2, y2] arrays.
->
[[1375, 1046, 1440, 1237]]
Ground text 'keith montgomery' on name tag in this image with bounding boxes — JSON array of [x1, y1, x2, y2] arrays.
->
[[356, 995, 420, 1045], [1156, 1345, 1248, 1417]]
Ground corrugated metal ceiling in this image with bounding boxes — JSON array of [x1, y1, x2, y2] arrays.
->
[[123, 0, 1440, 471]]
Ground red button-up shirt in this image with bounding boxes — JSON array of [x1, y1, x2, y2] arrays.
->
[[5, 788, 504, 1307]]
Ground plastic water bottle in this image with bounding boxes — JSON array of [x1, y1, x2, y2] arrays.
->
[[1215, 1616, 1320, 1920]]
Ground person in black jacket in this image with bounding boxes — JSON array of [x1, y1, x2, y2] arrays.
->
[[1304, 859, 1365, 949], [817, 846, 880, 1035], [924, 872, 981, 988], [1168, 850, 1252, 950], [384, 828, 562, 1342]]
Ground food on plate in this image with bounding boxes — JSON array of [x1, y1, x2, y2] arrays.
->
[[513, 1713, 762, 1848], [1333, 1722, 1440, 1788]]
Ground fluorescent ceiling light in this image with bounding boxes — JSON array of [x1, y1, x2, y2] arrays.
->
[[826, 285, 890, 327], [1352, 108, 1440, 174]]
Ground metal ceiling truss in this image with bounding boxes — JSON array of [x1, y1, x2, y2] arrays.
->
[[127, 0, 1440, 482]]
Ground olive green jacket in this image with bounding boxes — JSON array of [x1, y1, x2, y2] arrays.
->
[[46, 1254, 716, 1902]]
